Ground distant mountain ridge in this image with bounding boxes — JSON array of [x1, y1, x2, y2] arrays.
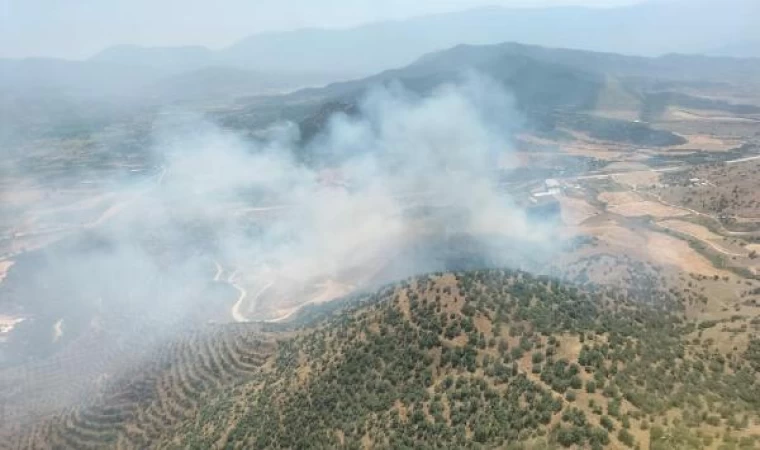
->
[[708, 41, 760, 59], [2, 0, 758, 105], [270, 41, 760, 124], [91, 45, 214, 73], [88, 0, 759, 76], [211, 41, 760, 154], [5, 38, 760, 145]]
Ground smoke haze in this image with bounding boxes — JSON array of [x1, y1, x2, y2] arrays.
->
[[143, 73, 551, 321], [2, 73, 553, 340], [0, 74, 567, 428]]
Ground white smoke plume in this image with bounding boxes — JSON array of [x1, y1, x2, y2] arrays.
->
[[142, 73, 551, 318], [0, 72, 564, 425], [1, 72, 557, 362]]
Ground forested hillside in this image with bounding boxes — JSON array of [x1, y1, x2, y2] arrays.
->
[[9, 270, 760, 449]]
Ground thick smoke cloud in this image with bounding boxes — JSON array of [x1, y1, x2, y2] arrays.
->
[[118, 73, 553, 323], [153, 74, 544, 316], [0, 72, 562, 423], [3, 73, 557, 350]]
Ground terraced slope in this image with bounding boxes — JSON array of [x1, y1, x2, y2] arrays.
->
[[5, 269, 760, 449], [1, 326, 276, 450]]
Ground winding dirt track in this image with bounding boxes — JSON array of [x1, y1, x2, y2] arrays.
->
[[648, 193, 760, 236], [564, 153, 760, 185], [266, 280, 355, 324], [230, 281, 248, 323], [214, 263, 273, 323], [0, 260, 14, 285], [52, 319, 64, 343], [657, 222, 746, 257], [213, 261, 223, 282], [230, 279, 274, 323], [214, 260, 355, 324]]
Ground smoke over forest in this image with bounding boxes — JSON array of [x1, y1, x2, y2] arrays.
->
[[1, 74, 558, 368]]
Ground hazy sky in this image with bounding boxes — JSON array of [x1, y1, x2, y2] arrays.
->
[[1, 0, 648, 59]]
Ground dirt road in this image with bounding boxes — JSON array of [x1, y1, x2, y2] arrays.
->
[[657, 221, 746, 258], [231, 280, 273, 323], [266, 280, 354, 324], [568, 152, 760, 183], [0, 260, 14, 285], [52, 319, 64, 343], [213, 260, 223, 282], [219, 265, 274, 323]]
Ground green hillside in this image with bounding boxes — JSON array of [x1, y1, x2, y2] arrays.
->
[[10, 269, 760, 449]]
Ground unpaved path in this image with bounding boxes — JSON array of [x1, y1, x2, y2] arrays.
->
[[648, 192, 760, 235], [657, 220, 746, 257], [266, 280, 354, 324], [599, 192, 688, 218], [213, 262, 276, 323], [647, 192, 714, 219], [564, 153, 760, 184], [0, 260, 14, 285], [224, 267, 274, 323], [646, 232, 730, 277], [230, 282, 249, 323], [52, 319, 64, 343], [231, 280, 273, 323], [213, 260, 223, 282], [227, 269, 246, 322]]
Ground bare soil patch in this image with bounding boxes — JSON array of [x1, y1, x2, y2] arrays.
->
[[678, 133, 741, 151], [580, 219, 727, 276], [598, 191, 643, 206], [561, 142, 630, 161], [602, 162, 651, 172], [559, 197, 600, 226], [658, 219, 724, 241], [610, 200, 689, 217], [599, 191, 688, 218], [611, 170, 661, 188], [646, 232, 728, 277], [747, 244, 760, 253], [667, 108, 759, 125], [585, 222, 646, 250]]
